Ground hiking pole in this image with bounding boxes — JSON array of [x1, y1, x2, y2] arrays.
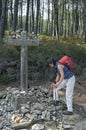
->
[[54, 88, 57, 127], [54, 88, 60, 128]]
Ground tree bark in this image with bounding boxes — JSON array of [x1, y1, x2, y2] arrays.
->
[[0, 0, 8, 43], [67, 4, 70, 36], [51, 2, 54, 36], [35, 0, 40, 35], [64, 0, 67, 37], [12, 0, 19, 31], [25, 0, 30, 32], [0, 0, 2, 19], [71, 0, 75, 35], [53, 0, 59, 39], [75, 0, 79, 34], [9, 0, 13, 28], [32, 0, 34, 32], [82, 0, 86, 43], [46, 0, 50, 35], [60, 1, 64, 35], [19, 0, 23, 29]]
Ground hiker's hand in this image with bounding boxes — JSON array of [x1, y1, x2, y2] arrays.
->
[[51, 82, 60, 88], [50, 83, 57, 88], [50, 83, 55, 88]]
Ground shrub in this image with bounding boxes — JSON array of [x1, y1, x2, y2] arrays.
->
[[38, 35, 57, 42], [0, 44, 19, 58], [0, 74, 10, 84], [4, 30, 11, 37]]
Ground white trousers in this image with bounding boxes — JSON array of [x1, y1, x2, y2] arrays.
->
[[53, 75, 75, 112]]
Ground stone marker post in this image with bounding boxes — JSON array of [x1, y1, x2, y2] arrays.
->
[[20, 31, 28, 91]]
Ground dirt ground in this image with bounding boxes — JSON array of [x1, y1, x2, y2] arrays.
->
[[74, 82, 86, 106], [73, 82, 86, 118]]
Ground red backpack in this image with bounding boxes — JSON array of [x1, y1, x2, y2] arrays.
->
[[58, 56, 76, 72]]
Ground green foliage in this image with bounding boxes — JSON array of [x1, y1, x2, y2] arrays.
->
[[39, 35, 58, 43], [0, 35, 86, 78], [28, 42, 61, 62], [60, 36, 84, 45], [4, 30, 11, 37], [0, 44, 19, 58], [0, 74, 10, 84], [28, 36, 86, 64], [28, 35, 86, 75]]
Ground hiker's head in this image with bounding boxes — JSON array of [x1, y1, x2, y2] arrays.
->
[[47, 58, 56, 67]]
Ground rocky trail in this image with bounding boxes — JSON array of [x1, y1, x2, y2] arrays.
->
[[0, 79, 86, 130]]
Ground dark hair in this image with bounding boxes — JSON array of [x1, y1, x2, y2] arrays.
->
[[47, 58, 56, 66]]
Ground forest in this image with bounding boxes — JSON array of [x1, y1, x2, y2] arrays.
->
[[0, 0, 86, 42]]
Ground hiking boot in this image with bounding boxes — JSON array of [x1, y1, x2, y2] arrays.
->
[[63, 111, 73, 115]]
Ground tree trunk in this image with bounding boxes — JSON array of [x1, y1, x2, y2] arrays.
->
[[67, 4, 70, 36], [32, 0, 34, 32], [9, 0, 13, 28], [35, 0, 40, 35], [60, 0, 64, 35], [30, 15, 32, 33], [5, 2, 8, 30], [75, 0, 79, 34], [12, 0, 19, 31], [0, 0, 8, 43], [53, 0, 59, 39], [46, 0, 50, 35], [79, 1, 83, 38], [25, 0, 30, 32], [0, 0, 2, 19], [51, 2, 54, 36], [40, 1, 44, 33], [71, 0, 75, 35], [19, 0, 23, 29], [82, 0, 86, 43], [64, 0, 67, 37]]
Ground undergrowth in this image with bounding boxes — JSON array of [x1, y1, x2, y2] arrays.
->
[[0, 35, 86, 84], [0, 74, 10, 84]]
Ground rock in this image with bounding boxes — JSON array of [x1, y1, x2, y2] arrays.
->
[[11, 94, 30, 110], [75, 119, 86, 130], [32, 103, 44, 110], [24, 113, 34, 121], [62, 114, 80, 125], [0, 85, 85, 130], [63, 124, 74, 129], [0, 123, 3, 129], [31, 124, 45, 130], [12, 120, 34, 130], [0, 92, 6, 99], [21, 106, 29, 114]]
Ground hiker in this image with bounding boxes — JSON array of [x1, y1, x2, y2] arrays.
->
[[47, 57, 76, 115]]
